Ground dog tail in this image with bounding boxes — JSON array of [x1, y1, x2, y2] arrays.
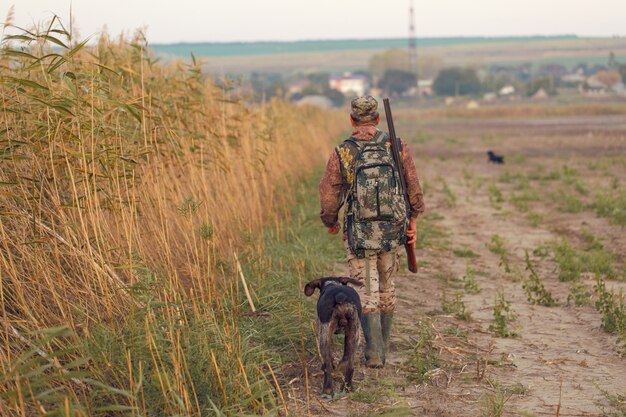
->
[[335, 292, 348, 305]]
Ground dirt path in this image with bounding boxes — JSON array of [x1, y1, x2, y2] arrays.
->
[[289, 114, 626, 417]]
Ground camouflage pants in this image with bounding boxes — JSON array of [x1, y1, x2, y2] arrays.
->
[[344, 241, 400, 314]]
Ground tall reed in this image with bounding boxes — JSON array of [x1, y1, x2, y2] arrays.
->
[[0, 16, 344, 415]]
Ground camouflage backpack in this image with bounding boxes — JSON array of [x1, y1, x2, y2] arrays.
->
[[337, 130, 408, 256]]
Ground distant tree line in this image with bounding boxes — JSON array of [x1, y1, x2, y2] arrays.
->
[[246, 50, 626, 104]]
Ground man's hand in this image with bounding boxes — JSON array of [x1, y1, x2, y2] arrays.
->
[[328, 222, 340, 235], [406, 218, 417, 245]]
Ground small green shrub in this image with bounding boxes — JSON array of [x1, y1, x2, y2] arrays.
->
[[553, 238, 617, 282], [488, 235, 511, 274], [480, 386, 511, 417], [489, 289, 518, 338], [463, 265, 482, 295], [592, 189, 626, 226], [442, 291, 472, 320], [567, 281, 591, 306], [403, 318, 441, 383], [522, 251, 557, 306], [594, 275, 626, 354], [557, 191, 584, 213], [553, 239, 583, 282]]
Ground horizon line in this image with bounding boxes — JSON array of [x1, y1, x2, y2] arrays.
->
[[150, 34, 594, 46]]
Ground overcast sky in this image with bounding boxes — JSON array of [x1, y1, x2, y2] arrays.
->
[[5, 1, 626, 44]]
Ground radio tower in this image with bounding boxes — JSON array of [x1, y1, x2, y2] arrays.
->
[[408, 0, 417, 76]]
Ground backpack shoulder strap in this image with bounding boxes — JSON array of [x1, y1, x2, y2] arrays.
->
[[378, 131, 404, 155], [372, 130, 387, 146]]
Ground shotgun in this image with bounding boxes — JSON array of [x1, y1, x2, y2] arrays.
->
[[383, 98, 418, 273]]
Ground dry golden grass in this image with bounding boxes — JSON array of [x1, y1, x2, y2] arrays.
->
[[0, 18, 343, 415]]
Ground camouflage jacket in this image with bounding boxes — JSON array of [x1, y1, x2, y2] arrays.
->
[[319, 123, 425, 228]]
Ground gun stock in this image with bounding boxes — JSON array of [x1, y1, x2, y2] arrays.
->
[[383, 98, 418, 274]]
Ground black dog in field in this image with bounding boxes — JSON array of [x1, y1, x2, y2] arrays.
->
[[304, 277, 363, 397], [487, 150, 505, 164]]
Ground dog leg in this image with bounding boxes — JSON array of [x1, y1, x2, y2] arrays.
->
[[318, 321, 334, 396], [338, 316, 359, 391]]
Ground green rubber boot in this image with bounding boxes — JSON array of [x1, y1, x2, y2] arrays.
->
[[381, 312, 394, 365], [361, 313, 384, 368]]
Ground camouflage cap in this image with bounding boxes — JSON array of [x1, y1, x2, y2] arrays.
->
[[350, 96, 379, 123]]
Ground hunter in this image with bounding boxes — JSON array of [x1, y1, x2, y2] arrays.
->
[[319, 96, 425, 368]]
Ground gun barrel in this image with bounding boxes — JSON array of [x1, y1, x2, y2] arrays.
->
[[383, 98, 418, 273]]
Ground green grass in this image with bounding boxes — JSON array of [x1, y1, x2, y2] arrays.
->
[[453, 248, 479, 258], [1, 173, 345, 416], [592, 188, 626, 226], [553, 238, 618, 282], [415, 212, 448, 251], [152, 36, 578, 58], [557, 191, 585, 213]]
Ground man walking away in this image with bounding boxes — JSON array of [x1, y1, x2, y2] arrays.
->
[[319, 96, 425, 367]]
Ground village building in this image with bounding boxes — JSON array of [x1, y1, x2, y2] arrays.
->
[[329, 73, 370, 97], [499, 85, 515, 96], [418, 79, 433, 96]]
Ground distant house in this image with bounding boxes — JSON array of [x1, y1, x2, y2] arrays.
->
[[561, 73, 586, 84], [329, 73, 370, 97], [287, 79, 311, 97], [499, 85, 515, 96], [583, 77, 608, 95], [532, 88, 548, 100], [418, 79, 433, 96], [612, 82, 626, 95]]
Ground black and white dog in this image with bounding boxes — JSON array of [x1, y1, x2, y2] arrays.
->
[[304, 277, 363, 397]]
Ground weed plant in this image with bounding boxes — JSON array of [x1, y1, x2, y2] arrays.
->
[[594, 276, 626, 355], [593, 188, 626, 226], [557, 191, 585, 213], [553, 239, 617, 282], [453, 248, 478, 258], [403, 319, 441, 384], [463, 265, 482, 295], [567, 281, 592, 306], [489, 289, 518, 338], [442, 291, 472, 321], [488, 235, 511, 274], [522, 251, 558, 306], [480, 386, 511, 417]]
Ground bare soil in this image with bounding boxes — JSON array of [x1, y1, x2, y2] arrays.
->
[[288, 112, 626, 417]]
